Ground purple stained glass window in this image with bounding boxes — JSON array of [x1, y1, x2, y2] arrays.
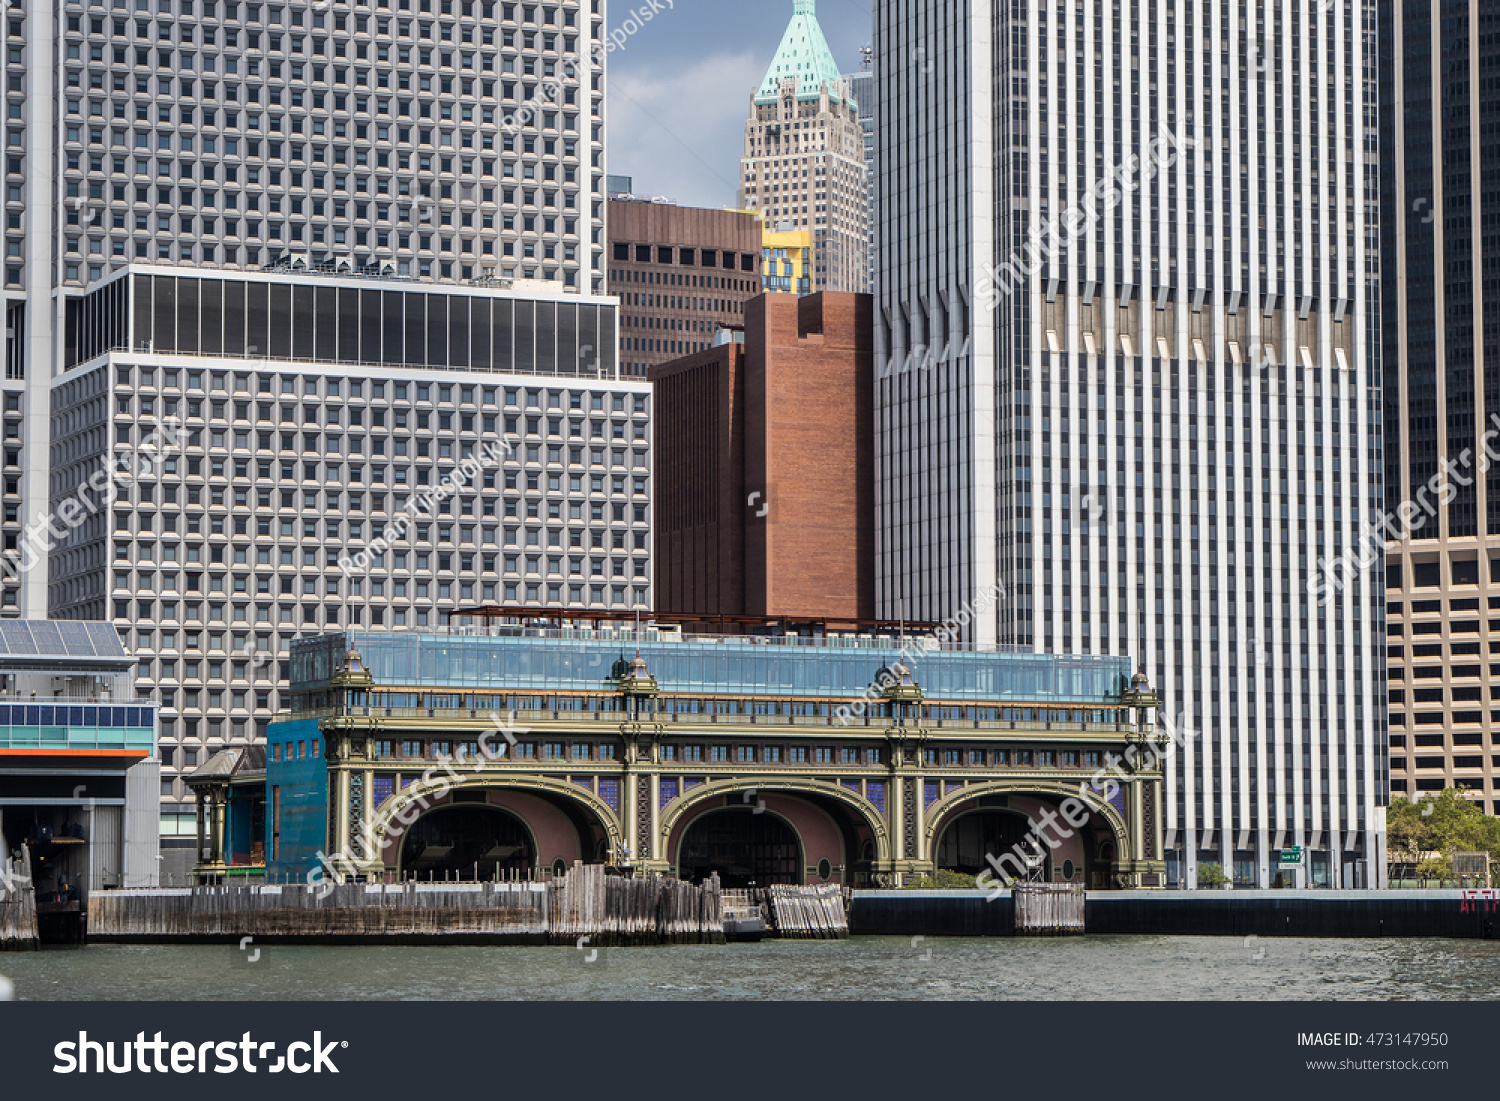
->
[[866, 780, 886, 814], [372, 774, 395, 807], [684, 777, 704, 791], [944, 780, 963, 797], [659, 778, 678, 808], [598, 777, 619, 813], [1092, 782, 1127, 815], [841, 779, 860, 795], [924, 781, 939, 809], [572, 776, 590, 789]]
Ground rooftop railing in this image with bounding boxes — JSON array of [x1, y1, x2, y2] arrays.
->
[[433, 623, 1039, 654]]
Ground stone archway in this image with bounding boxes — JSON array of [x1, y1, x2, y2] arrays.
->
[[397, 802, 535, 878], [364, 776, 624, 876], [659, 778, 891, 885], [922, 782, 1134, 887], [676, 806, 804, 887]]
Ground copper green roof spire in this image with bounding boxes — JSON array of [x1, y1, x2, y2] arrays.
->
[[755, 0, 850, 106]]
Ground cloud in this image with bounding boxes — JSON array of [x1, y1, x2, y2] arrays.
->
[[607, 51, 764, 210]]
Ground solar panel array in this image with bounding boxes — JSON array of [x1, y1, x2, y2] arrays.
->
[[0, 620, 125, 659]]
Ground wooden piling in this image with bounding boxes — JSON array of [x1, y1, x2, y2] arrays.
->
[[86, 864, 726, 945], [1013, 883, 1085, 935], [767, 883, 849, 939], [0, 844, 38, 951]]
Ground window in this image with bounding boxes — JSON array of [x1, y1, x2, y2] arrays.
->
[[710, 745, 730, 762]]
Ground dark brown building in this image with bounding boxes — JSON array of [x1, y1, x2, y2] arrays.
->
[[650, 292, 874, 620], [607, 199, 763, 378]]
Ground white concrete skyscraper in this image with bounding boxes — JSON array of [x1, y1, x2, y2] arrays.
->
[[0, 0, 643, 872], [1, 0, 611, 612], [874, 0, 1387, 887]]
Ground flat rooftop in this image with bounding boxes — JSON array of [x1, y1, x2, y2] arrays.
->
[[292, 628, 1131, 705]]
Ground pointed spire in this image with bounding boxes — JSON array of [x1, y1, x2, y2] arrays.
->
[[755, 0, 849, 106]]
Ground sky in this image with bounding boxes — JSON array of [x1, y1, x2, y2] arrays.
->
[[605, 0, 874, 210]]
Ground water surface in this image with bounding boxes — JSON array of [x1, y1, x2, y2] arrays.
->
[[3, 936, 1497, 1000]]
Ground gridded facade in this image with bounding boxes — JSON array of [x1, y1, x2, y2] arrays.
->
[[1381, 1, 1500, 811], [875, 0, 1385, 887], [47, 275, 647, 831], [738, 0, 869, 294], [2, 0, 613, 623], [606, 199, 762, 378], [16, 0, 606, 294]]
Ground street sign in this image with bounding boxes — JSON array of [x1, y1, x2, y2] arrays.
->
[[1278, 847, 1303, 867]]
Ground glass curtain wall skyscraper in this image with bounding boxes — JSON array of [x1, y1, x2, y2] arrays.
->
[[874, 0, 1386, 887]]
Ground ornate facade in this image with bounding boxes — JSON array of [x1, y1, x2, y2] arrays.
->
[[271, 621, 1168, 889]]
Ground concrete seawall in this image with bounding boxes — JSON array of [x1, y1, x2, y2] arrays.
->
[[849, 889, 1500, 939]]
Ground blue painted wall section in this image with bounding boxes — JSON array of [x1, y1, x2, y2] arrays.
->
[[265, 716, 328, 879]]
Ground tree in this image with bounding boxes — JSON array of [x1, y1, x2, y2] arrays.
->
[[1388, 788, 1500, 882], [1196, 862, 1230, 886]]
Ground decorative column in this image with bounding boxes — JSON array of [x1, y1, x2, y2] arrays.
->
[[614, 650, 659, 873], [1119, 667, 1167, 888]]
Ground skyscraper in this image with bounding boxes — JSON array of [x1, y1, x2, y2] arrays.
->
[[8, 0, 630, 872], [844, 66, 874, 291], [49, 263, 647, 876], [606, 197, 762, 377], [874, 0, 1386, 887], [738, 0, 868, 294], [1380, 1, 1500, 811], [3, 0, 612, 616]]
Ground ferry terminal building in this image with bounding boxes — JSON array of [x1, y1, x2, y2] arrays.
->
[[194, 612, 1170, 889]]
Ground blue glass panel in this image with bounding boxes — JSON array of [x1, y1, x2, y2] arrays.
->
[[23, 706, 37, 726], [83, 707, 97, 725], [297, 632, 1131, 704]]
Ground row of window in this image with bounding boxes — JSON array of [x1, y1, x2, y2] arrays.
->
[[115, 585, 647, 627], [117, 370, 641, 411], [360, 739, 1110, 769]]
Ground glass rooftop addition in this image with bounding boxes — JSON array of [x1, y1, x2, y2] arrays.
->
[[294, 631, 1131, 705]]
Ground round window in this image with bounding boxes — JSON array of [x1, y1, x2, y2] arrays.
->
[[551, 858, 567, 877], [1062, 859, 1076, 881], [817, 858, 832, 881]]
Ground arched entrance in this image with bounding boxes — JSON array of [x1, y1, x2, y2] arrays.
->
[[398, 804, 534, 879], [678, 808, 802, 887], [934, 810, 1045, 879]]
